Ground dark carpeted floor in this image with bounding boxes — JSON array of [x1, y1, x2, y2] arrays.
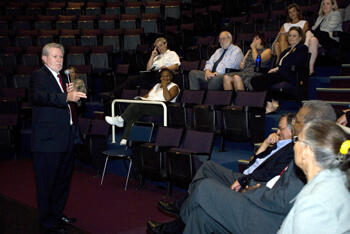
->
[[0, 159, 184, 234]]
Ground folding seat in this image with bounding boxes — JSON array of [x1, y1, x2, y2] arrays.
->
[[0, 16, 12, 30], [22, 46, 41, 66], [77, 15, 96, 30], [270, 0, 286, 11], [105, 2, 122, 15], [0, 53, 17, 68], [124, 2, 142, 17], [26, 2, 45, 16], [139, 126, 184, 191], [12, 69, 33, 90], [236, 32, 255, 54], [66, 46, 90, 66], [0, 113, 19, 158], [196, 36, 216, 60], [166, 129, 215, 191], [56, 15, 77, 30], [75, 64, 92, 90], [59, 29, 79, 48], [12, 19, 32, 32], [5, 6, 22, 16], [66, 2, 84, 16], [37, 29, 59, 47], [144, 1, 161, 15], [316, 88, 350, 102], [221, 91, 267, 151], [100, 122, 154, 190], [86, 2, 103, 15], [164, 1, 181, 20], [180, 23, 194, 49], [123, 28, 143, 52], [15, 30, 36, 48], [98, 15, 117, 30], [90, 46, 113, 73], [102, 29, 122, 53], [180, 60, 200, 89], [167, 89, 205, 128], [249, 12, 269, 29], [208, 4, 222, 31], [46, 2, 65, 16], [80, 29, 100, 47], [228, 15, 248, 36], [120, 14, 138, 29], [192, 90, 233, 133], [141, 13, 160, 34], [35, 15, 56, 31], [183, 45, 201, 61]]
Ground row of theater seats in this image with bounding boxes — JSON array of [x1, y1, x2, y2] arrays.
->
[[0, 1, 181, 20]]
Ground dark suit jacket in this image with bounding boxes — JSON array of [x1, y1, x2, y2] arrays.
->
[[238, 142, 294, 186], [30, 66, 71, 152], [278, 43, 309, 86]]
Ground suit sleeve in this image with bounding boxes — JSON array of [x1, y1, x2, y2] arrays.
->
[[30, 70, 68, 108]]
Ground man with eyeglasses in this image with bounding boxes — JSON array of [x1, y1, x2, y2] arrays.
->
[[188, 31, 243, 90], [147, 100, 337, 234]]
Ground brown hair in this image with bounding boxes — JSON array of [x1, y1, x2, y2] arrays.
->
[[286, 3, 303, 23]]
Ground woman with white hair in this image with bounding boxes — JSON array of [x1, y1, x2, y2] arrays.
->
[[278, 120, 350, 233]]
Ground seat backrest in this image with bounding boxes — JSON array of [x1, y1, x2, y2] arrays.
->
[[182, 129, 214, 155], [155, 126, 183, 147], [234, 91, 266, 107], [203, 90, 233, 106], [121, 89, 138, 99], [78, 117, 91, 135], [90, 119, 109, 136], [181, 89, 205, 104], [129, 122, 154, 143]]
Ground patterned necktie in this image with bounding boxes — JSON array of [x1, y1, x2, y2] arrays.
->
[[212, 49, 227, 73], [57, 74, 65, 91]]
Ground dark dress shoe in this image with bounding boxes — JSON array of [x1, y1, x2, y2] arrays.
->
[[61, 215, 77, 225], [147, 219, 185, 234], [157, 200, 180, 217]]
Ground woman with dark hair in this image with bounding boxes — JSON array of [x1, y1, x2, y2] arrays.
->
[[223, 32, 272, 91], [105, 68, 180, 145], [251, 26, 309, 114], [274, 3, 309, 64], [278, 120, 350, 233]]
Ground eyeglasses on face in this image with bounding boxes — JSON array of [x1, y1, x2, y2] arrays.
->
[[293, 136, 308, 145]]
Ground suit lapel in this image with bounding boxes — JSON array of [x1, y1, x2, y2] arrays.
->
[[258, 142, 294, 168], [42, 66, 64, 93]]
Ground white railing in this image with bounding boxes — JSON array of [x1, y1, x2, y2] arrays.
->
[[110, 99, 167, 143]]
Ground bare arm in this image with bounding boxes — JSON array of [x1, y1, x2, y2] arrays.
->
[[146, 48, 158, 71], [162, 83, 179, 102], [255, 132, 279, 155], [260, 48, 272, 63]]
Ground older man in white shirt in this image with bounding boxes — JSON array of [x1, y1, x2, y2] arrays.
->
[[189, 31, 243, 90]]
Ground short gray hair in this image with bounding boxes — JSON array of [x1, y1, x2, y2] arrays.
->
[[302, 100, 336, 124], [281, 113, 296, 131], [42, 43, 64, 57], [154, 37, 167, 45], [303, 120, 348, 170]]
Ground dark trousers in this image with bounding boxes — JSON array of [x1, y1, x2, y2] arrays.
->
[[32, 129, 74, 230], [250, 72, 288, 101], [121, 103, 163, 139]]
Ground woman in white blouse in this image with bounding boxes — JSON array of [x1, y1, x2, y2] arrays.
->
[[105, 68, 180, 145], [278, 120, 350, 234]]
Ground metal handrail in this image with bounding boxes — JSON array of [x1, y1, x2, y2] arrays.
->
[[110, 99, 167, 143]]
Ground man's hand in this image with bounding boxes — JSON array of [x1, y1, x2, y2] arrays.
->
[[268, 67, 279, 73], [230, 180, 241, 192], [151, 47, 158, 58], [265, 132, 279, 145], [337, 113, 348, 126], [67, 91, 87, 102], [204, 70, 217, 80], [242, 183, 261, 193], [66, 83, 75, 92]]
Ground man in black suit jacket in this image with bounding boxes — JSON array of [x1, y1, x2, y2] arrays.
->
[[30, 43, 86, 233], [147, 101, 337, 234]]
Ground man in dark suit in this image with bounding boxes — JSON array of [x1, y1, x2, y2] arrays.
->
[[147, 100, 336, 234], [30, 43, 87, 233]]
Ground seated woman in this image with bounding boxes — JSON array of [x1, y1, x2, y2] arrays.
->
[[105, 68, 180, 145], [223, 32, 272, 91], [305, 0, 343, 75], [273, 3, 309, 66], [250, 26, 309, 114], [278, 120, 350, 233]]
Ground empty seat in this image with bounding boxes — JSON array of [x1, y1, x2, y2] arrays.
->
[[105, 2, 122, 15], [125, 2, 142, 17], [86, 2, 103, 15], [141, 13, 160, 34], [59, 29, 79, 48], [144, 1, 161, 15], [123, 28, 143, 51], [80, 29, 100, 47], [103, 29, 122, 53], [120, 14, 138, 29]]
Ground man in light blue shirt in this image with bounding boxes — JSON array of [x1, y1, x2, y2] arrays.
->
[[189, 31, 243, 90]]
